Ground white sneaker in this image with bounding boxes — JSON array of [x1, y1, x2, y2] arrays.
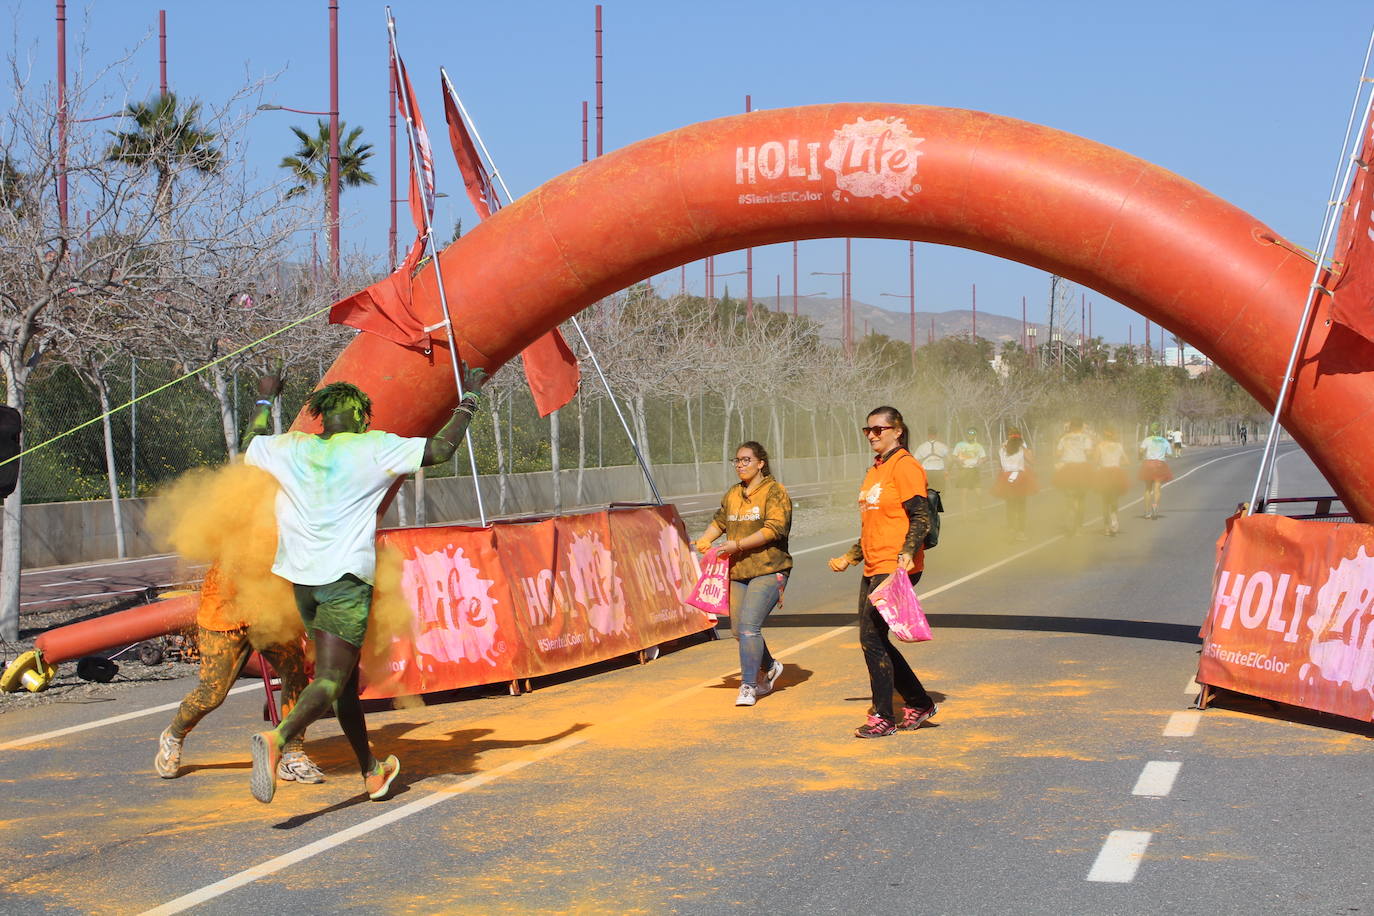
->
[[277, 751, 326, 784], [735, 684, 758, 707], [765, 659, 784, 690], [154, 727, 183, 779]]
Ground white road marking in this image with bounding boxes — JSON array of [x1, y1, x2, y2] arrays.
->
[[1131, 761, 1182, 798], [19, 585, 160, 607], [0, 684, 259, 752], [138, 527, 1075, 913], [40, 577, 111, 587], [21, 554, 181, 575], [1162, 710, 1201, 737], [1185, 675, 1200, 694], [1087, 830, 1153, 883]]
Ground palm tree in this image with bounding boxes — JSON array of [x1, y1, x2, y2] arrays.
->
[[279, 120, 376, 211], [105, 93, 222, 237]]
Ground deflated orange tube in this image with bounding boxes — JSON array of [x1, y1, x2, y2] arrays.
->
[[306, 104, 1374, 520], [33, 594, 198, 664]]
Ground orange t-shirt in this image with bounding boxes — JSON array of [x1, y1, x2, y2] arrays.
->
[[858, 447, 928, 576], [197, 565, 247, 632]]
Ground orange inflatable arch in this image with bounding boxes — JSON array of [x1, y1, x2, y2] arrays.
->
[[307, 104, 1374, 521]]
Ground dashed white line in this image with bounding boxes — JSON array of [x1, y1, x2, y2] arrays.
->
[[1162, 710, 1201, 737], [1184, 675, 1200, 694], [1087, 830, 1153, 883], [1131, 760, 1182, 798]]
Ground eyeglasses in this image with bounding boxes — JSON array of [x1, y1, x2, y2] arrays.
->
[[731, 457, 757, 466], [861, 425, 895, 437]]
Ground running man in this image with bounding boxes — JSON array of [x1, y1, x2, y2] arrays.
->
[[1138, 423, 1174, 519], [951, 428, 987, 512], [243, 369, 486, 804], [911, 426, 950, 495], [155, 566, 324, 784]]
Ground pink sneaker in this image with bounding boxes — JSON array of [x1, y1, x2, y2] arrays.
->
[[854, 714, 897, 738], [897, 703, 938, 731]]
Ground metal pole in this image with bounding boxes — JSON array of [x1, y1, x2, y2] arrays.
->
[[745, 93, 753, 320], [595, 5, 603, 158], [908, 241, 915, 357], [791, 241, 798, 316], [581, 101, 588, 163], [844, 237, 852, 354], [971, 283, 977, 340], [328, 0, 341, 281], [1021, 295, 1027, 351], [129, 355, 137, 497], [158, 10, 167, 96], [388, 11, 486, 524], [775, 273, 780, 313], [388, 50, 397, 271], [56, 0, 68, 230]]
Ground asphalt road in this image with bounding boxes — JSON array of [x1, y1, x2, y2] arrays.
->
[[3, 443, 1370, 915]]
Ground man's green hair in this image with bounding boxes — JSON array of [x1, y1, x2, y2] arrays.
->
[[305, 381, 373, 421]]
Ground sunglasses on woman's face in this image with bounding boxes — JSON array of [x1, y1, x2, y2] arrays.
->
[[861, 425, 895, 437]]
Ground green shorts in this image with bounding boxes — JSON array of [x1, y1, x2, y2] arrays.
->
[[292, 574, 373, 648]]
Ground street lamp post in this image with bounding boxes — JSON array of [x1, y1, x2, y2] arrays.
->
[[328, 0, 340, 282], [811, 269, 852, 355], [259, 101, 339, 280]]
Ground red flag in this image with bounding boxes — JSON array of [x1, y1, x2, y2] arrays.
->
[[329, 49, 436, 350], [441, 76, 497, 221], [441, 71, 580, 416], [1331, 110, 1374, 342], [329, 237, 430, 349]]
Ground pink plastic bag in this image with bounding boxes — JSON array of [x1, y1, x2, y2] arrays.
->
[[868, 571, 933, 642], [685, 548, 731, 618]]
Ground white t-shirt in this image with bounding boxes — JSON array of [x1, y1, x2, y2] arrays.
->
[[998, 446, 1029, 473], [1097, 441, 1127, 468], [911, 440, 949, 471], [952, 440, 986, 468], [246, 430, 427, 586], [1057, 431, 1094, 464], [1140, 435, 1172, 461]]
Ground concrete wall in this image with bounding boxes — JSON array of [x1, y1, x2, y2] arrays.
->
[[14, 452, 864, 569]]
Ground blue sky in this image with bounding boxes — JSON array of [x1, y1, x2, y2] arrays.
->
[[11, 0, 1372, 344]]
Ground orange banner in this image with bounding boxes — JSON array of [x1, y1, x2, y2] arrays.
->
[[362, 506, 711, 699], [1199, 514, 1374, 721]]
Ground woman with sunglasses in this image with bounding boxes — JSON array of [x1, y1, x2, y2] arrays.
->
[[695, 441, 793, 707], [828, 407, 938, 738]]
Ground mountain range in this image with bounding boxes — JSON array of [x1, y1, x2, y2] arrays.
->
[[756, 295, 1045, 346]]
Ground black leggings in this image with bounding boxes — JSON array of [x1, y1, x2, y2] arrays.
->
[[858, 572, 933, 721]]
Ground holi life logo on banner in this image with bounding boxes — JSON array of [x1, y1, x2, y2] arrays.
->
[[734, 116, 925, 205], [1206, 544, 1374, 707], [401, 545, 506, 669], [565, 529, 628, 639]]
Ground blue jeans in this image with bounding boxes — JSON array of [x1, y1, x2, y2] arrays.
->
[[729, 571, 789, 687]]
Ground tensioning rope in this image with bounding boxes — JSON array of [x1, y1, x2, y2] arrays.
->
[[0, 299, 334, 470]]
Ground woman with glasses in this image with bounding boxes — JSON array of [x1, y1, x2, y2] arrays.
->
[[694, 441, 793, 707], [828, 407, 938, 738]]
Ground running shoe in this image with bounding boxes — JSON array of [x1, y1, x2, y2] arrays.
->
[[735, 684, 758, 707], [278, 751, 326, 784], [154, 727, 183, 779], [854, 714, 897, 738], [765, 659, 784, 690], [364, 755, 401, 801], [249, 731, 282, 804], [897, 703, 938, 731]]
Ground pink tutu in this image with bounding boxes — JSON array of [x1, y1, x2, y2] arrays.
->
[[1052, 461, 1094, 492], [1138, 459, 1173, 483], [992, 468, 1038, 499], [1097, 466, 1130, 497]]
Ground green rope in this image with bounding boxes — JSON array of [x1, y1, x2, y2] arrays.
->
[[0, 301, 336, 469]]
